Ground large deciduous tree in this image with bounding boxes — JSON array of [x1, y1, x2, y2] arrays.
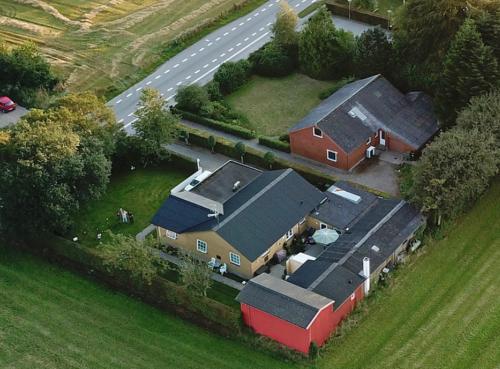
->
[[272, 0, 299, 49], [299, 7, 355, 80], [178, 252, 213, 297], [409, 128, 498, 225], [132, 88, 179, 165], [435, 19, 499, 127]]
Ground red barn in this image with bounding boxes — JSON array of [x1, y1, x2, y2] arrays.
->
[[289, 74, 439, 171]]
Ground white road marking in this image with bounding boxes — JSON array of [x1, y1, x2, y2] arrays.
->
[[146, 81, 152, 85], [236, 42, 242, 46], [244, 37, 249, 41], [123, 117, 138, 128], [208, 42, 213, 46], [259, 27, 264, 31], [216, 37, 221, 41], [199, 47, 205, 52], [185, 75, 191, 80], [224, 32, 229, 36], [182, 58, 188, 62], [176, 81, 182, 86], [268, 3, 273, 6], [212, 58, 217, 63], [261, 8, 266, 11], [136, 87, 142, 91], [302, 0, 306, 2], [295, 3, 300, 7], [267, 22, 272, 26], [195, 69, 200, 74], [252, 32, 257, 36], [128, 112, 134, 117], [254, 12, 259, 17], [239, 22, 244, 26], [190, 53, 196, 57], [174, 64, 179, 68], [166, 95, 175, 101], [155, 75, 161, 79], [247, 17, 252, 21], [118, 119, 124, 123], [231, 27, 236, 31], [167, 87, 173, 92], [164, 69, 170, 74], [220, 53, 226, 57], [228, 48, 234, 52], [203, 64, 209, 68], [126, 93, 132, 98], [116, 99, 122, 104]]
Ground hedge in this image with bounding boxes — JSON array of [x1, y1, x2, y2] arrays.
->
[[258, 136, 291, 153], [36, 236, 241, 337], [325, 1, 389, 29], [174, 108, 257, 139]]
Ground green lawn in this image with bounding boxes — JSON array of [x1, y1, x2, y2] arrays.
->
[[72, 164, 189, 246], [317, 178, 500, 369], [225, 74, 339, 137], [0, 249, 295, 369]]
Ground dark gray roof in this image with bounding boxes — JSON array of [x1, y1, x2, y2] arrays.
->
[[312, 265, 365, 303], [236, 273, 333, 328], [289, 75, 439, 153], [313, 181, 379, 230], [191, 161, 261, 203], [215, 169, 326, 261], [151, 196, 211, 233]]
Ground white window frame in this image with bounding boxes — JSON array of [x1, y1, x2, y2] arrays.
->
[[313, 127, 323, 138], [327, 150, 337, 162], [196, 239, 208, 253], [366, 137, 372, 145], [285, 228, 294, 240], [229, 252, 241, 266], [320, 222, 328, 230], [299, 217, 306, 225], [166, 230, 177, 240]]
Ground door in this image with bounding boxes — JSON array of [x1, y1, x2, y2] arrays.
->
[[379, 130, 386, 146]]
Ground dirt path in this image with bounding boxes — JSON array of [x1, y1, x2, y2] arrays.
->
[[13, 0, 82, 27]]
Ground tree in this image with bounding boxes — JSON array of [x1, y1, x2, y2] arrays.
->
[[435, 19, 499, 127], [354, 27, 393, 78], [264, 151, 275, 169], [272, 1, 299, 49], [475, 4, 500, 61], [0, 95, 115, 237], [235, 141, 246, 163], [178, 252, 212, 297], [393, 0, 477, 64], [213, 60, 252, 94], [208, 135, 217, 153], [249, 42, 295, 77], [99, 232, 165, 286], [299, 7, 355, 79], [132, 88, 179, 165], [409, 128, 498, 225], [176, 84, 210, 114], [456, 90, 500, 143]]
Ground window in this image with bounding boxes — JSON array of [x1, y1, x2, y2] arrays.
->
[[166, 230, 177, 240], [196, 239, 207, 253], [313, 127, 323, 138], [320, 223, 328, 230], [327, 150, 337, 162], [366, 137, 372, 145], [299, 217, 306, 225], [286, 228, 294, 240], [229, 252, 241, 266]]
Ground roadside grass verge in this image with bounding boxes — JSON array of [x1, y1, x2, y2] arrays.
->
[[225, 73, 339, 137]]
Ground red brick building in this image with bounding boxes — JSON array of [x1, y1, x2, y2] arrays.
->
[[289, 75, 439, 171]]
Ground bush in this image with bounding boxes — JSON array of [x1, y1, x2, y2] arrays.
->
[[176, 85, 210, 114], [279, 134, 290, 143], [173, 108, 256, 139], [205, 80, 223, 101], [249, 42, 296, 77], [214, 60, 252, 94], [258, 136, 291, 152], [309, 342, 319, 359]]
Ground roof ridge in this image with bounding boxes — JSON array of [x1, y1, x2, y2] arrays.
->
[[213, 169, 293, 231], [307, 200, 406, 291]]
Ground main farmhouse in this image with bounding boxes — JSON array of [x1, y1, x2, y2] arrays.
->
[[289, 74, 440, 171], [152, 160, 425, 353]]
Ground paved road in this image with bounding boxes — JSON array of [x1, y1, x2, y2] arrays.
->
[[108, 0, 374, 133], [0, 106, 28, 128]]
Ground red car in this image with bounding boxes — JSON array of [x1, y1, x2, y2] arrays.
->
[[0, 96, 16, 112]]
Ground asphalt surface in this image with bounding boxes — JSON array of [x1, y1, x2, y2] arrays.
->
[[108, 0, 374, 133], [0, 106, 28, 128]]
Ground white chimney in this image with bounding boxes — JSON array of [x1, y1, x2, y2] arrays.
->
[[197, 158, 201, 170], [232, 181, 241, 192], [363, 257, 370, 295]]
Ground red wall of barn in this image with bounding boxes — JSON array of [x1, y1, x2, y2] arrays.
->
[[331, 284, 365, 328], [309, 305, 336, 347], [240, 303, 311, 353], [290, 126, 377, 171]]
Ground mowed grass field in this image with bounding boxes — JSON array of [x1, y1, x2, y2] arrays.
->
[[0, 0, 262, 96], [226, 73, 338, 136], [0, 249, 293, 369]]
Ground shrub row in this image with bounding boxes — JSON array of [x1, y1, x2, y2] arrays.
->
[[182, 127, 336, 190], [37, 236, 241, 336], [174, 108, 257, 139], [325, 1, 389, 28], [258, 136, 291, 153]]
